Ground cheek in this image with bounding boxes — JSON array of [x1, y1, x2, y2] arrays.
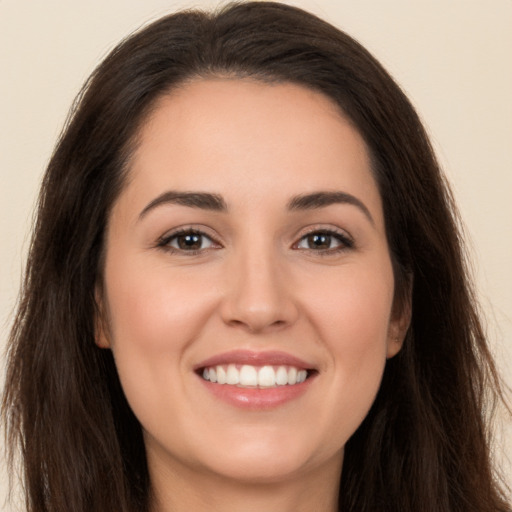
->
[[101, 254, 218, 417], [299, 259, 394, 434], [104, 254, 215, 352], [304, 257, 394, 352]]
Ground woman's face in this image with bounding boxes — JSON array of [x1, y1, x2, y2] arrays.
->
[[97, 79, 407, 487]]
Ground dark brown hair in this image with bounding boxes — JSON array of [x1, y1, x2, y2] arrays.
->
[[2, 2, 510, 511]]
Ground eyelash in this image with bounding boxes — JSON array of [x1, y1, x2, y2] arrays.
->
[[157, 228, 220, 256], [294, 228, 354, 255], [156, 227, 354, 256]]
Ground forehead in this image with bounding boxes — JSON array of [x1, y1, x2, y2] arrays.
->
[[122, 78, 382, 221]]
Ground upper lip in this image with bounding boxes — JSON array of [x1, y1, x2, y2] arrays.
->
[[195, 350, 315, 371]]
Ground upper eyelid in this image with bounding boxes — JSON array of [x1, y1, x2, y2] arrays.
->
[[158, 225, 222, 243], [162, 230, 214, 244], [293, 225, 354, 243], [156, 229, 222, 255]]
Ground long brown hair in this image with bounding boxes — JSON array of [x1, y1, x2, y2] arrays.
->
[[2, 2, 510, 511]]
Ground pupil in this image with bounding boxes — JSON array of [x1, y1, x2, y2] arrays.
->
[[309, 233, 330, 249], [178, 234, 201, 250]]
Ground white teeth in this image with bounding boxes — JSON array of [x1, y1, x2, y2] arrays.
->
[[226, 364, 239, 385], [201, 364, 310, 387], [275, 366, 288, 385], [258, 365, 276, 387], [239, 365, 258, 386], [216, 365, 227, 384]]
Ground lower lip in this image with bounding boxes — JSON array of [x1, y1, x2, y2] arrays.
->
[[198, 375, 314, 410]]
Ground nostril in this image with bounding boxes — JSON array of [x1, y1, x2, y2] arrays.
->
[[224, 315, 290, 333]]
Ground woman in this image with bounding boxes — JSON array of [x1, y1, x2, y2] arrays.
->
[[2, 2, 510, 511]]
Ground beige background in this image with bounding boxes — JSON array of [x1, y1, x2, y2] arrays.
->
[[1, 0, 511, 509]]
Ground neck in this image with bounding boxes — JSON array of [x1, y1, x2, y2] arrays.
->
[[148, 452, 342, 512]]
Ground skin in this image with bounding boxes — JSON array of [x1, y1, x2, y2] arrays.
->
[[97, 79, 410, 512]]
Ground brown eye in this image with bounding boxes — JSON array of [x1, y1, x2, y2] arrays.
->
[[176, 233, 202, 250], [164, 231, 216, 252], [305, 233, 333, 250], [295, 230, 353, 252]]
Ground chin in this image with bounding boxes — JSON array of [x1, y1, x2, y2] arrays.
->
[[202, 452, 314, 484], [188, 426, 343, 485]]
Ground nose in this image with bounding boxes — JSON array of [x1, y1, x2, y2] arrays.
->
[[219, 246, 299, 333]]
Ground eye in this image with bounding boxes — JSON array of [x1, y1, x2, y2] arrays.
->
[[158, 229, 218, 253], [295, 230, 353, 252]]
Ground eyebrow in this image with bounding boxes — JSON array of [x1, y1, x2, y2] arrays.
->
[[139, 191, 228, 219], [139, 189, 374, 225], [287, 191, 375, 225]]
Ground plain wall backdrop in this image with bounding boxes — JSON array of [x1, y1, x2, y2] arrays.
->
[[1, 0, 511, 509]]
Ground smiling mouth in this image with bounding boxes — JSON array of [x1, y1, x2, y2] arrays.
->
[[199, 364, 312, 388]]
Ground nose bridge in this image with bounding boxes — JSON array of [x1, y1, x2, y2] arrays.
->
[[221, 235, 297, 332]]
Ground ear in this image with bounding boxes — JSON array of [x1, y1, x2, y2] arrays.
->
[[386, 279, 412, 359], [94, 285, 111, 349]]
